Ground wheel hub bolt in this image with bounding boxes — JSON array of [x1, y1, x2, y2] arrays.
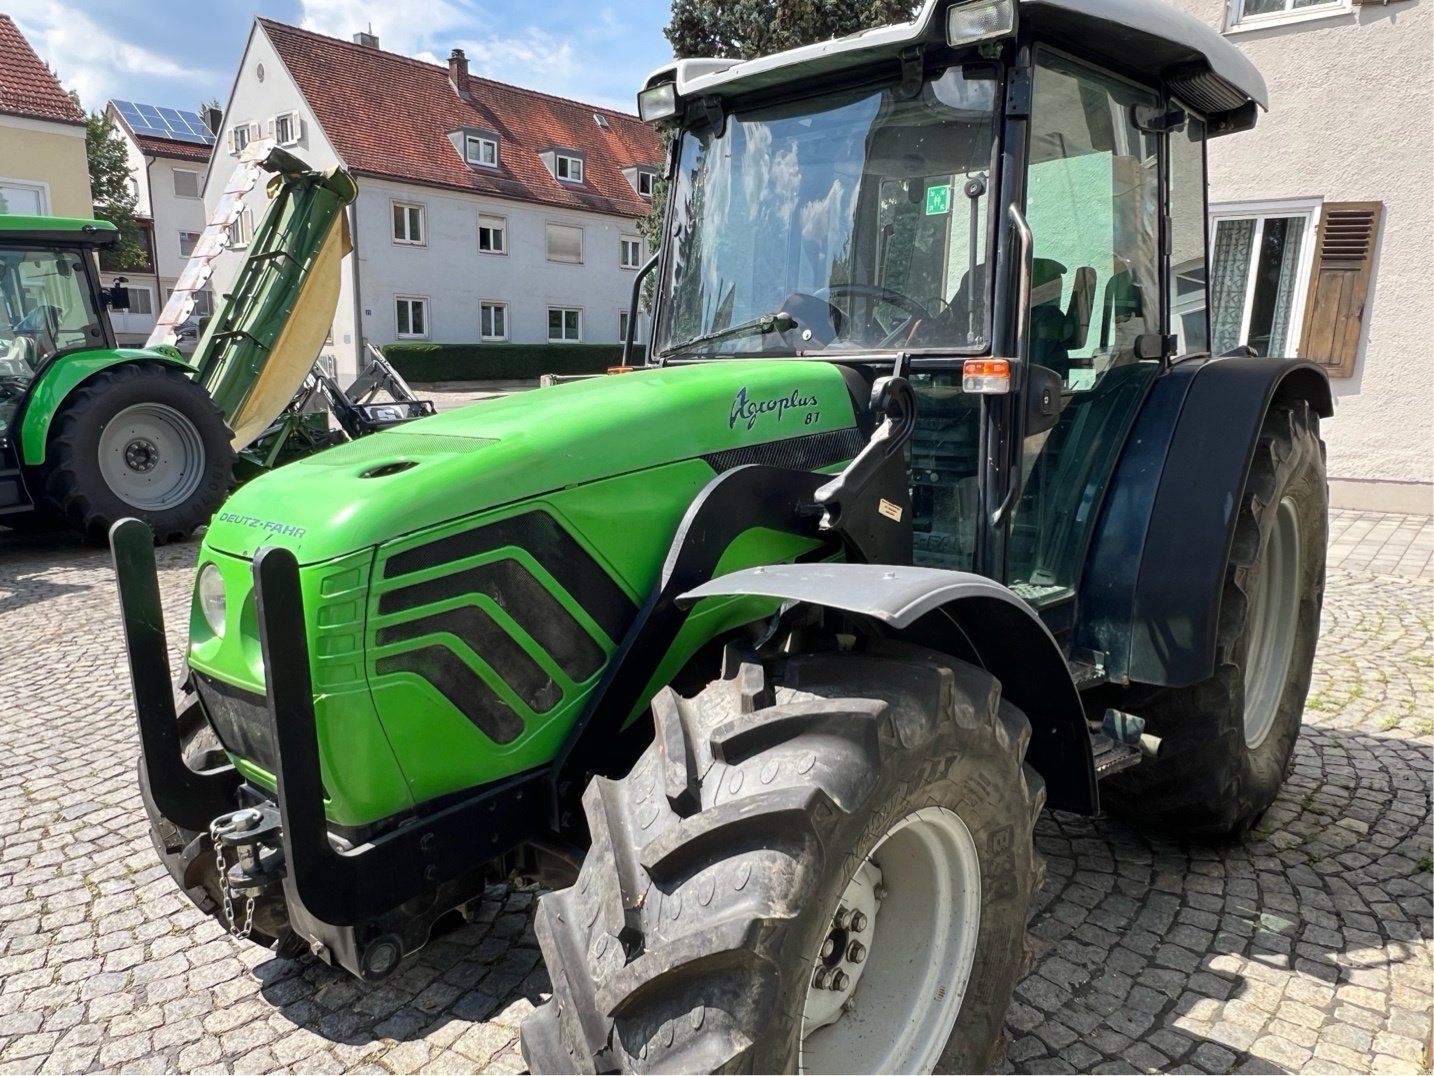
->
[[832, 970, 850, 992], [849, 910, 868, 933], [820, 937, 837, 960], [847, 941, 867, 964], [812, 967, 833, 990], [832, 908, 851, 930]]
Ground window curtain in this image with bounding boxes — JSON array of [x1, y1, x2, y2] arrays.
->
[[1210, 219, 1254, 354]]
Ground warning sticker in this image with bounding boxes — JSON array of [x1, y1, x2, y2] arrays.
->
[[924, 184, 952, 216], [878, 499, 904, 522]]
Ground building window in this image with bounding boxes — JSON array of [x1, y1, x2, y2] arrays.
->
[[172, 169, 200, 199], [478, 213, 507, 254], [548, 307, 582, 342], [1228, 0, 1349, 30], [392, 202, 426, 245], [466, 135, 498, 167], [273, 111, 301, 146], [178, 231, 202, 257], [396, 296, 429, 338], [620, 309, 631, 341], [1210, 201, 1319, 358], [231, 124, 252, 154], [620, 236, 643, 269], [480, 302, 508, 341], [556, 154, 584, 183], [546, 222, 583, 264], [167, 288, 215, 316], [225, 209, 252, 250], [0, 179, 48, 215], [125, 286, 155, 316], [637, 171, 655, 199]]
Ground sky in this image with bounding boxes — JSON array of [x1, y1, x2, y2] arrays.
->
[[8, 0, 676, 117]]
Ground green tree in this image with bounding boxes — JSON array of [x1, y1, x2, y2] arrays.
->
[[638, 0, 917, 313], [80, 95, 148, 270]]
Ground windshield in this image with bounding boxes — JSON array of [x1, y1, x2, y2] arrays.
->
[[0, 246, 105, 439], [657, 65, 1001, 359]]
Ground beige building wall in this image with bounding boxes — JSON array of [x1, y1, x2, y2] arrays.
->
[[1168, 0, 1433, 514], [0, 114, 92, 217]]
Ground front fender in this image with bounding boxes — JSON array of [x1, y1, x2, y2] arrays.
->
[[18, 348, 196, 466], [680, 562, 1098, 814]]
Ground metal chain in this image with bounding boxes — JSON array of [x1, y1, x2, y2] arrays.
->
[[209, 821, 255, 941]]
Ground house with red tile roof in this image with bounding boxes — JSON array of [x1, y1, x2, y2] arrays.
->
[[0, 15, 91, 218], [100, 100, 219, 343], [205, 18, 664, 377]]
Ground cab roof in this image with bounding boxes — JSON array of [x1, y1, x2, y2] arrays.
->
[[0, 216, 119, 246], [645, 0, 1267, 135]]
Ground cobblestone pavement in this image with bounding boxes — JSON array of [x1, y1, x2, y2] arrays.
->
[[0, 509, 1428, 1075]]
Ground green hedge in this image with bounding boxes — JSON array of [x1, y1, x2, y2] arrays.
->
[[381, 343, 646, 382]]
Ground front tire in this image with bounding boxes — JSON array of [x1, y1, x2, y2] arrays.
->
[[38, 363, 233, 543], [1104, 399, 1327, 839], [522, 641, 1044, 1074]]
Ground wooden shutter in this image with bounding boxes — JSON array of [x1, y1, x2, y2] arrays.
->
[[1298, 201, 1382, 378]]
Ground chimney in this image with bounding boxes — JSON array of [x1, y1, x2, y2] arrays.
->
[[203, 106, 223, 138], [448, 48, 469, 94], [353, 30, 379, 48]]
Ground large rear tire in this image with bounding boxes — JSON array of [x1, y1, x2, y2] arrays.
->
[[1104, 399, 1327, 839], [521, 641, 1045, 1074], [38, 363, 233, 543]]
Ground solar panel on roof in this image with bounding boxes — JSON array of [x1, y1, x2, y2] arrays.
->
[[111, 99, 216, 146]]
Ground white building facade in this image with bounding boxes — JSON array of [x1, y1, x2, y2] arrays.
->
[[1169, 0, 1432, 513], [206, 19, 662, 381], [101, 102, 217, 343]]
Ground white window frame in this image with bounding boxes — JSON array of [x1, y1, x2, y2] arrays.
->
[[395, 295, 430, 339], [465, 135, 499, 168], [1226, 0, 1351, 32], [230, 123, 259, 154], [480, 301, 509, 341], [123, 284, 155, 317], [620, 236, 643, 270], [0, 177, 50, 215], [555, 154, 584, 183], [545, 222, 584, 265], [637, 171, 655, 199], [169, 287, 215, 317], [1209, 197, 1321, 355], [477, 213, 507, 255], [392, 201, 427, 246], [225, 208, 253, 250], [172, 168, 201, 199], [178, 230, 202, 257], [273, 111, 301, 146], [548, 306, 583, 343], [619, 309, 631, 342]]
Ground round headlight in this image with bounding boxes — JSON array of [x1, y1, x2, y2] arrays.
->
[[198, 563, 226, 637]]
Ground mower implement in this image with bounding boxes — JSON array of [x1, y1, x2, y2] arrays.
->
[[117, 0, 1332, 1071]]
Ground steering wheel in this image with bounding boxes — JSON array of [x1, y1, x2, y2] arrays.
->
[[817, 284, 932, 347]]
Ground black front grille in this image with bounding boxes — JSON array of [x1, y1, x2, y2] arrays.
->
[[193, 673, 276, 774]]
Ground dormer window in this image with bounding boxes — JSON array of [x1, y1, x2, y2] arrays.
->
[[465, 134, 498, 167], [637, 171, 655, 199], [556, 154, 584, 183]]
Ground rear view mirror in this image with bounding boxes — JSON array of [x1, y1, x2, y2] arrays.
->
[[1065, 266, 1096, 350], [104, 285, 129, 311], [1025, 364, 1063, 437]]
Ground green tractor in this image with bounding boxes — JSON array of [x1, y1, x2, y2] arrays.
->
[[114, 0, 1330, 1071], [1, 148, 356, 542]]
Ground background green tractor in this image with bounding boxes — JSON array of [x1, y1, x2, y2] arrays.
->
[[114, 0, 1332, 1072], [1, 148, 358, 542]]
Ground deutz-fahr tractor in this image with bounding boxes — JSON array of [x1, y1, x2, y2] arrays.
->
[[113, 0, 1330, 1071], [1, 147, 355, 542]]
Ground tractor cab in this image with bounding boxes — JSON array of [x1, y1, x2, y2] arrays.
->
[[0, 219, 122, 442], [639, 0, 1268, 625]]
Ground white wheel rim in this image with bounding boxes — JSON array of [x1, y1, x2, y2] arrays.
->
[[798, 806, 981, 1075], [1243, 497, 1302, 749], [97, 402, 206, 511]]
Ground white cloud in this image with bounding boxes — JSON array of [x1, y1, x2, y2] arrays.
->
[[7, 0, 211, 111], [297, 0, 478, 60]]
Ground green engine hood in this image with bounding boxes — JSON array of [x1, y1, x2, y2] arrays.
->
[[203, 360, 861, 563]]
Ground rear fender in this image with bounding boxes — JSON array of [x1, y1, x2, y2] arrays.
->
[[18, 349, 196, 466], [1076, 357, 1332, 688], [679, 563, 1099, 814]]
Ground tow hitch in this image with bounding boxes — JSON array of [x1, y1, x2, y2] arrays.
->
[[210, 804, 286, 941]]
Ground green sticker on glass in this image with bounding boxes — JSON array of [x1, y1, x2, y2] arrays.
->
[[925, 184, 952, 216]]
